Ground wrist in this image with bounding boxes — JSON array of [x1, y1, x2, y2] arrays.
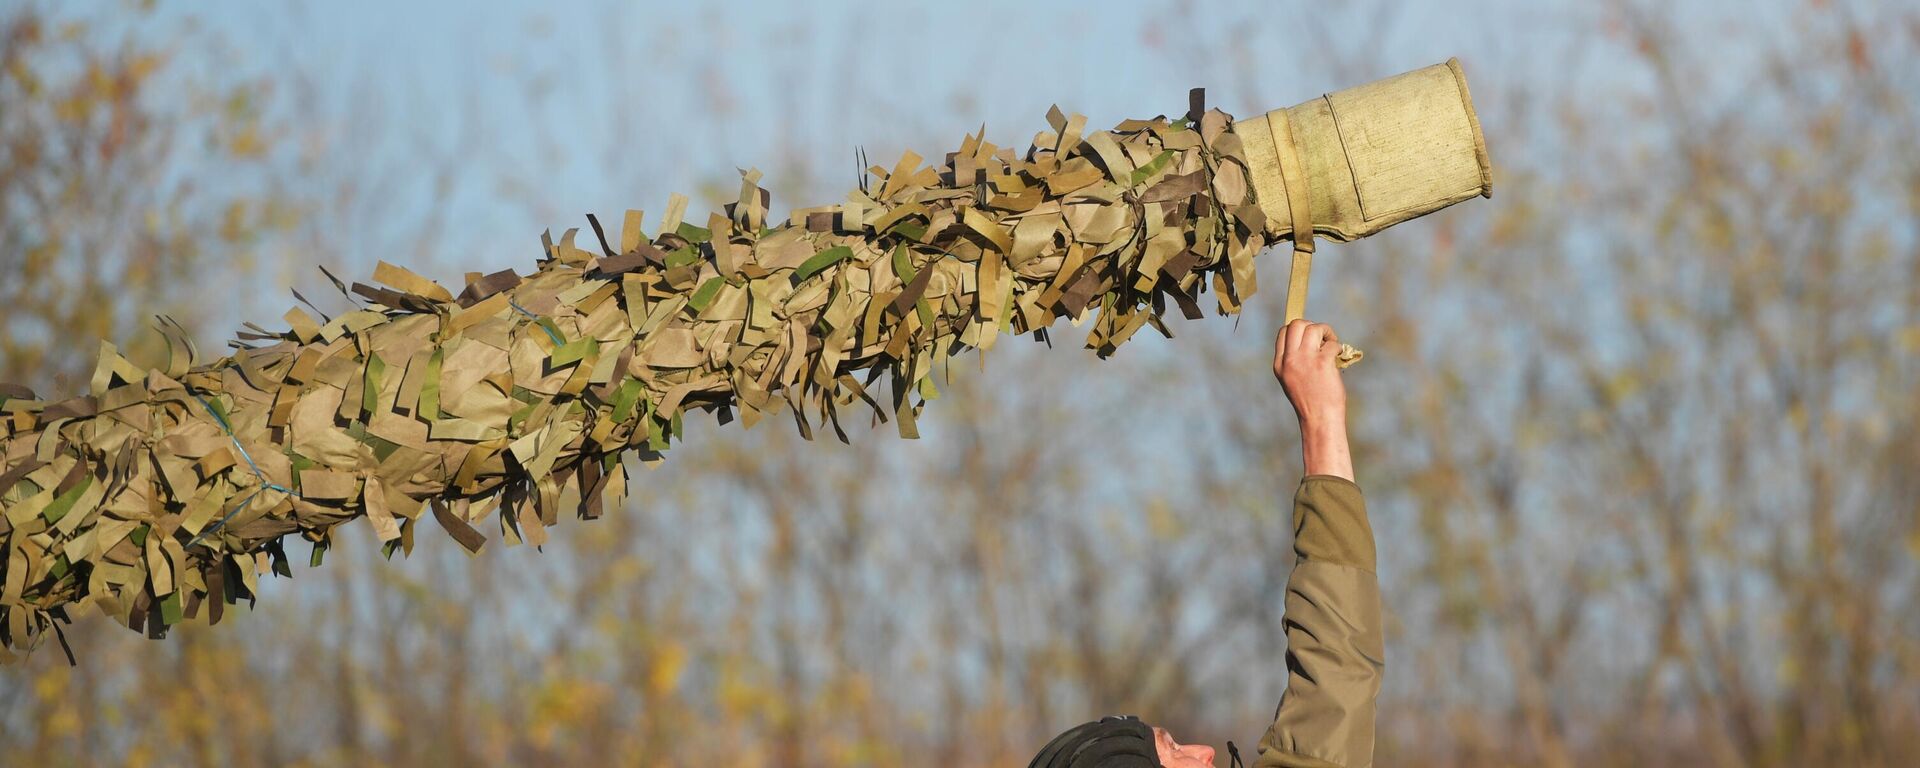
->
[[1294, 402, 1346, 427], [1298, 414, 1354, 482]]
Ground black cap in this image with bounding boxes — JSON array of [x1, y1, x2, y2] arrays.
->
[[1026, 715, 1161, 768]]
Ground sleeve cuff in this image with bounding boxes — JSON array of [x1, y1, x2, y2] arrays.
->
[[1300, 474, 1362, 494], [1292, 475, 1375, 572]]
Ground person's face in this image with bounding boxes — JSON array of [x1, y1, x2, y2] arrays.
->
[[1152, 726, 1217, 767]]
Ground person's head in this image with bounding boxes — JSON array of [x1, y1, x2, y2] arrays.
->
[[1026, 715, 1221, 768]]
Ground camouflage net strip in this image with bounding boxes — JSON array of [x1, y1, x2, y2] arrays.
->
[[0, 96, 1284, 659]]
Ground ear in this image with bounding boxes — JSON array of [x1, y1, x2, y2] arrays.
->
[[1151, 727, 1178, 757]]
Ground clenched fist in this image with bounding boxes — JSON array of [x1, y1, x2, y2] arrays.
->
[[1273, 319, 1354, 481]]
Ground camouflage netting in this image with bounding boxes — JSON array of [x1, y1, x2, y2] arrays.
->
[[0, 95, 1326, 660]]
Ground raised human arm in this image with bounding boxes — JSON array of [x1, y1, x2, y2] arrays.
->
[[1256, 319, 1383, 768]]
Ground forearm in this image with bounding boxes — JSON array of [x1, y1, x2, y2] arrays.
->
[[1298, 414, 1353, 483]]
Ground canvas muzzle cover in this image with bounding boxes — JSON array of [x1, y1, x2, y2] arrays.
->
[[1239, 57, 1493, 245], [1235, 58, 1492, 361]]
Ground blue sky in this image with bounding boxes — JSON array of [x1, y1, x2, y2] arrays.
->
[[170, 0, 1597, 290], [118, 0, 1829, 326]]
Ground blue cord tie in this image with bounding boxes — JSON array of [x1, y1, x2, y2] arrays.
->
[[509, 300, 565, 344], [186, 392, 300, 548]]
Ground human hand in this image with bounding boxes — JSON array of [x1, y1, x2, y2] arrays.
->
[[1273, 319, 1354, 481], [1273, 319, 1348, 426]]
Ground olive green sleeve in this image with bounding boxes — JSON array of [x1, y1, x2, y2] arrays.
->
[[1254, 476, 1384, 768]]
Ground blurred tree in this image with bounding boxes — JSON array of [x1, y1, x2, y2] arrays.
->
[[0, 1, 294, 394]]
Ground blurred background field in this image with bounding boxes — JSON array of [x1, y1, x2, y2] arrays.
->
[[2, 1, 1917, 765]]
